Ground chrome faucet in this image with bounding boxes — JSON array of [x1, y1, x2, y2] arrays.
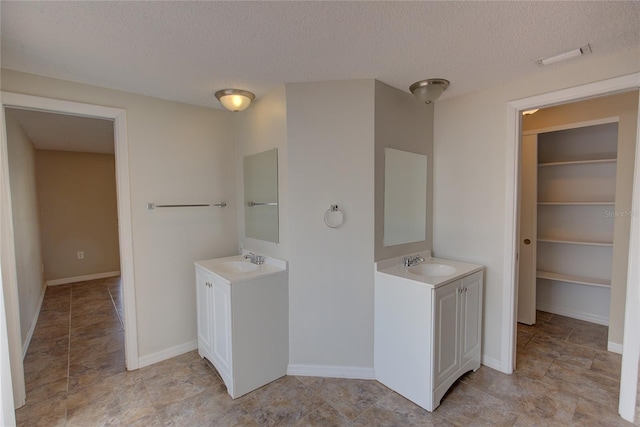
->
[[243, 252, 265, 265], [403, 255, 425, 267]]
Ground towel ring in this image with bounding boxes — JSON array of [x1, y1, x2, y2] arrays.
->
[[324, 205, 345, 228]]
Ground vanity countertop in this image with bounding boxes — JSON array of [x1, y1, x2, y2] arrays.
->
[[375, 253, 483, 288], [196, 254, 287, 284]]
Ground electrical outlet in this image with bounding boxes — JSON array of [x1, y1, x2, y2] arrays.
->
[[77, 251, 84, 260]]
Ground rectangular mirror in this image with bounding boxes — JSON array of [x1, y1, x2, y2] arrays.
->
[[384, 147, 427, 246], [244, 148, 279, 243]]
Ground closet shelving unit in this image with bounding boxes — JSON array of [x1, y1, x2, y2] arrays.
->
[[533, 121, 618, 322]]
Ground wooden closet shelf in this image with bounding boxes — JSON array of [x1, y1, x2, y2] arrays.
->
[[537, 201, 615, 206], [537, 237, 613, 247], [538, 158, 617, 167], [536, 270, 611, 288]]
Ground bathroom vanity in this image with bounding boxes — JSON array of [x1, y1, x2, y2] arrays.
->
[[374, 253, 483, 411], [195, 253, 288, 398]]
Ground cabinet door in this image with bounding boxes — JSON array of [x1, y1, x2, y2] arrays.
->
[[433, 279, 460, 389], [212, 280, 233, 377], [460, 272, 483, 367], [195, 269, 213, 360]]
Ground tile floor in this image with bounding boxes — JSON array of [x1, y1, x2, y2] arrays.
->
[[16, 278, 640, 426]]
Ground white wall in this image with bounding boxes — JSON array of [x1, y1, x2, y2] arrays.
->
[[235, 85, 289, 260], [1, 69, 238, 360], [433, 47, 640, 365], [5, 112, 45, 348], [286, 80, 376, 370]]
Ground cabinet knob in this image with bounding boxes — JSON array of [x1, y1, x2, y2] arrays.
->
[[523, 238, 531, 245]]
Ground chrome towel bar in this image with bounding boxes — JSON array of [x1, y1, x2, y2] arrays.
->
[[247, 201, 278, 207], [147, 202, 227, 210]]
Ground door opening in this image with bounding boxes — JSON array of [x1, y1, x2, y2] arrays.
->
[[504, 73, 640, 422], [0, 93, 138, 409]]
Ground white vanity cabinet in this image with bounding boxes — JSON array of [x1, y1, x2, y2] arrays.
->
[[195, 267, 215, 362], [433, 272, 483, 402], [375, 257, 483, 412], [195, 255, 288, 399], [196, 268, 233, 381]]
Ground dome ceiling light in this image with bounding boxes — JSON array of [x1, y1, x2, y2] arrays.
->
[[409, 79, 450, 104], [215, 89, 255, 112]]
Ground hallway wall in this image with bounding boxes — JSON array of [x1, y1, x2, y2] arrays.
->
[[35, 150, 120, 282], [5, 111, 45, 348]]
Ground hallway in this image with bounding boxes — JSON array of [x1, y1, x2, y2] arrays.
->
[[16, 277, 125, 426]]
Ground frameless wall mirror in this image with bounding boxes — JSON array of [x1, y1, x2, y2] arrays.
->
[[384, 147, 427, 246], [244, 148, 279, 243]]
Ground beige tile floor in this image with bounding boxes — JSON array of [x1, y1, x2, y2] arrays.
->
[[16, 278, 639, 426]]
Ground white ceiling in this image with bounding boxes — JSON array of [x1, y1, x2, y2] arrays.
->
[[5, 2, 637, 154], [2, 1, 639, 110], [6, 108, 114, 154]]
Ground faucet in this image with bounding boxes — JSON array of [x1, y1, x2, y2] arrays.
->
[[403, 254, 425, 267], [243, 252, 265, 265]]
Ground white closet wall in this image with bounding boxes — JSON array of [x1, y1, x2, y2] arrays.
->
[[534, 122, 618, 325]]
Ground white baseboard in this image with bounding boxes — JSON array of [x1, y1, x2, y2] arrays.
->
[[608, 341, 623, 354], [536, 304, 609, 326], [287, 364, 375, 380], [138, 340, 198, 369], [46, 271, 120, 286], [22, 283, 47, 359], [481, 354, 503, 372]]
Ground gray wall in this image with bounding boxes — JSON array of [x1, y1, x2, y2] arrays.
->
[[286, 79, 376, 368], [374, 80, 433, 261]]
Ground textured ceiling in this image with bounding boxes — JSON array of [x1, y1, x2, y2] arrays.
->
[[6, 108, 114, 154], [1, 1, 639, 110]]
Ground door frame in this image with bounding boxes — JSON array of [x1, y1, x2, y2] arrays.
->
[[502, 73, 640, 421], [0, 92, 139, 407]]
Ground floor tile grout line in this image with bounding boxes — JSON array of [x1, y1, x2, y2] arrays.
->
[[107, 279, 124, 329]]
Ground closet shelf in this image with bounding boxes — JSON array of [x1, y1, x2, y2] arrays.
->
[[537, 237, 613, 247], [538, 158, 617, 168], [536, 270, 611, 288], [537, 201, 615, 206]]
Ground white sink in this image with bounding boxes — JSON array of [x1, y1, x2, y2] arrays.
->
[[214, 261, 260, 274], [409, 263, 457, 277]]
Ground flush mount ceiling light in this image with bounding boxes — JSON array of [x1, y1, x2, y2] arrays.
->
[[522, 109, 540, 116], [410, 79, 450, 104], [215, 89, 255, 112], [535, 44, 592, 66]]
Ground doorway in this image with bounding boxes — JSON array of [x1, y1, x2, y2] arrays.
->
[[502, 73, 640, 422], [517, 92, 637, 352], [0, 93, 138, 409]]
